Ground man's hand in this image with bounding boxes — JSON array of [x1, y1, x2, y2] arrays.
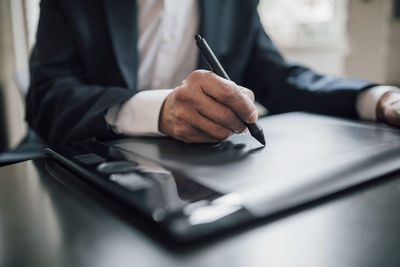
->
[[377, 89, 400, 127], [159, 70, 257, 143]]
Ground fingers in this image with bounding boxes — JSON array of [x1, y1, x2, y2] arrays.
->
[[159, 100, 221, 143], [174, 122, 221, 143], [177, 107, 234, 140], [194, 92, 247, 133], [159, 70, 258, 143], [159, 88, 231, 143], [190, 70, 258, 123]]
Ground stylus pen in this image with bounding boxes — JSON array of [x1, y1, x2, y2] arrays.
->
[[195, 34, 266, 146]]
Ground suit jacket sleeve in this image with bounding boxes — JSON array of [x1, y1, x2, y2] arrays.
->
[[242, 8, 375, 119], [26, 0, 136, 147]]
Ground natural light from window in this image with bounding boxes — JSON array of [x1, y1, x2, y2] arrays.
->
[[258, 0, 346, 48], [257, 0, 348, 75]]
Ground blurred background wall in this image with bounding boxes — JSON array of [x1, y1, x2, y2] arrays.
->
[[259, 0, 400, 84], [0, 0, 399, 151]]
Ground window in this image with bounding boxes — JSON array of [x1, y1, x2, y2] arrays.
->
[[258, 0, 349, 75], [258, 0, 347, 47]]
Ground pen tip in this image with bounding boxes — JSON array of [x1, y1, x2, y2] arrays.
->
[[255, 132, 266, 146], [259, 138, 266, 146]]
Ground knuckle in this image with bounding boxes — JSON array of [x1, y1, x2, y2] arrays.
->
[[190, 70, 205, 80], [204, 70, 214, 79], [227, 80, 237, 87], [246, 89, 255, 102], [220, 108, 235, 124], [175, 108, 187, 121], [174, 87, 188, 102], [220, 82, 236, 102]]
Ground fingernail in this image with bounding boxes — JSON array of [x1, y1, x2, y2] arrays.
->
[[247, 110, 257, 123]]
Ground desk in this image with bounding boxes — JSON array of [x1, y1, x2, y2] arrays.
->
[[1, 158, 400, 267]]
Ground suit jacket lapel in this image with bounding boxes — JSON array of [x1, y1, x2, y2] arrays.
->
[[102, 0, 138, 89]]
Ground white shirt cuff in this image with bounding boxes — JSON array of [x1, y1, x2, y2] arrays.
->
[[105, 89, 173, 136], [356, 86, 398, 121]]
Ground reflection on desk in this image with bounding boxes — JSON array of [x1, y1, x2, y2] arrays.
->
[[1, 158, 400, 267]]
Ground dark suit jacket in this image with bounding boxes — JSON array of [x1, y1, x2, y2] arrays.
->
[[26, 0, 374, 147]]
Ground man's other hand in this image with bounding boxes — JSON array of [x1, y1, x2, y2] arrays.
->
[[377, 89, 400, 127], [158, 70, 257, 143]]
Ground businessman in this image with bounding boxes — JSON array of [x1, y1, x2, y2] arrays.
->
[[26, 0, 400, 147]]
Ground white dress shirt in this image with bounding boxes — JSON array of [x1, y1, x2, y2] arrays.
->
[[106, 0, 198, 136], [106, 0, 394, 136]]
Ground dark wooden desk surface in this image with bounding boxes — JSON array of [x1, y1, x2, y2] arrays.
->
[[1, 157, 400, 267]]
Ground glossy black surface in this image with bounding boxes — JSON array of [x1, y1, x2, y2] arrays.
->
[[43, 112, 400, 243], [45, 141, 248, 242], [2, 158, 400, 267]]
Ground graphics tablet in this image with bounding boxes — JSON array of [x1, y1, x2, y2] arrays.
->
[[45, 112, 400, 242]]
